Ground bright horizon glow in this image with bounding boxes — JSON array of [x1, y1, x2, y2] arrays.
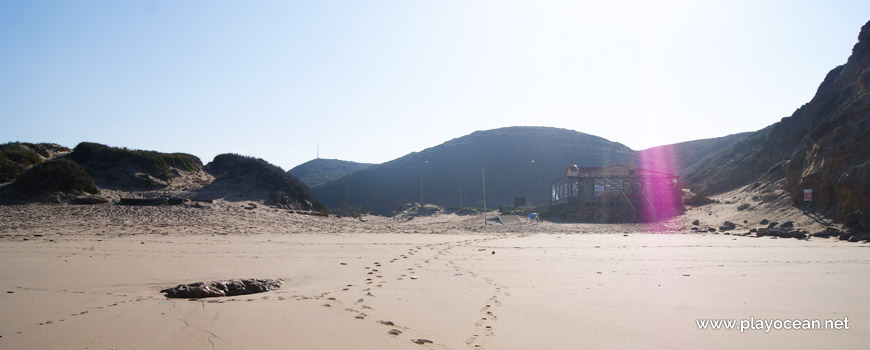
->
[[2, 1, 868, 170]]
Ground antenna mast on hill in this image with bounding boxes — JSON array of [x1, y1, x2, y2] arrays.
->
[[317, 143, 319, 159]]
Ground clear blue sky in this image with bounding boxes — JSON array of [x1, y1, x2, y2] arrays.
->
[[2, 1, 868, 170]]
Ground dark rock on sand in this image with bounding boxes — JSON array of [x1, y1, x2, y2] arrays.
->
[[719, 221, 736, 231], [767, 221, 779, 229], [839, 229, 854, 240], [760, 219, 769, 226], [780, 221, 794, 229], [71, 195, 110, 204], [812, 231, 830, 238], [692, 219, 699, 226], [161, 278, 282, 298], [844, 210, 870, 231]]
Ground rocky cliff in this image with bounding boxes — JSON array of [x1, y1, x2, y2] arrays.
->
[[685, 20, 870, 221], [785, 20, 870, 220]]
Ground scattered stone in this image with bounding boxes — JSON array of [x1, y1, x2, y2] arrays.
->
[[780, 221, 794, 229], [160, 278, 282, 298], [760, 219, 769, 225], [722, 221, 736, 229], [691, 219, 699, 226], [749, 228, 757, 233], [848, 236, 860, 242], [768, 221, 779, 229], [707, 227, 716, 232]]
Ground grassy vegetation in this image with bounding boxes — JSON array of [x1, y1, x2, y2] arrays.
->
[[205, 154, 325, 211], [8, 159, 98, 195], [67, 142, 202, 181]]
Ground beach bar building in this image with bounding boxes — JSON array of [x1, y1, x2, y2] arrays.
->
[[549, 163, 683, 222]]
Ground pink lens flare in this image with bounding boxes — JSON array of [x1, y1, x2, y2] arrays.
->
[[637, 145, 684, 231]]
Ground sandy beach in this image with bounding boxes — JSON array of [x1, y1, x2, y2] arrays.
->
[[0, 200, 866, 350]]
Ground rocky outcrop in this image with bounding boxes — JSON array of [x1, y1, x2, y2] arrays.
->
[[161, 278, 283, 298]]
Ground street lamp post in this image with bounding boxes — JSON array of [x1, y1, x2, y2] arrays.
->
[[482, 165, 487, 227], [532, 159, 546, 206], [458, 176, 463, 209], [420, 160, 428, 207]]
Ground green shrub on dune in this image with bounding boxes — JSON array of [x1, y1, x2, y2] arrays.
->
[[8, 159, 98, 195], [67, 142, 201, 180], [0, 144, 45, 182]]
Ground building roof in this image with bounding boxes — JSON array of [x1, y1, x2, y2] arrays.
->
[[565, 164, 677, 178]]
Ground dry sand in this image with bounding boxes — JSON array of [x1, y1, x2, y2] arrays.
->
[[0, 199, 866, 349]]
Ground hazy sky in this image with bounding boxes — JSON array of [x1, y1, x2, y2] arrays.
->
[[2, 1, 868, 170]]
